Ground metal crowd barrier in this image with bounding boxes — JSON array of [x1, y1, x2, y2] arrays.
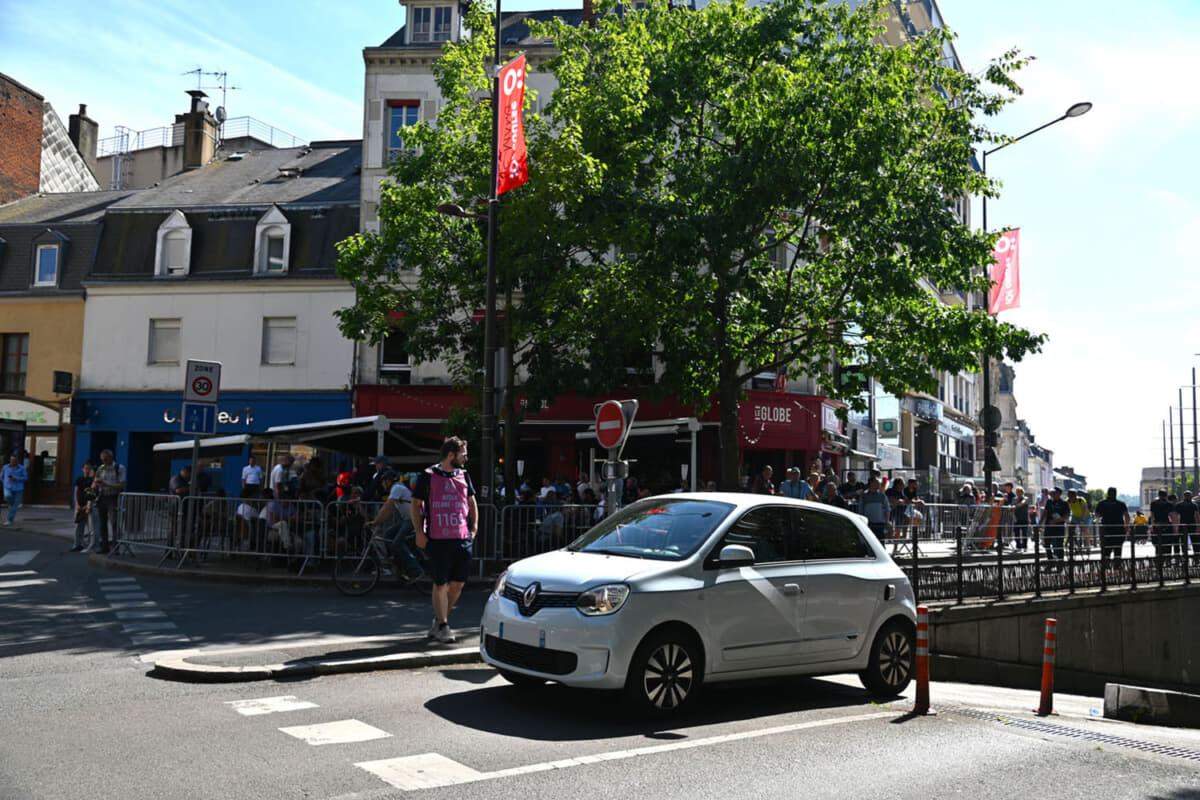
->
[[110, 492, 1198, 601]]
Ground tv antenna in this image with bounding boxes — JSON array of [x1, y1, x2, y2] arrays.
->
[[180, 67, 241, 115]]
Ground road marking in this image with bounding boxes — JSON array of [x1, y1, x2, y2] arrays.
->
[[0, 578, 54, 589], [130, 633, 191, 647], [280, 720, 392, 746], [116, 610, 168, 620], [226, 696, 320, 716], [1, 570, 36, 577], [108, 601, 157, 609], [105, 592, 150, 601], [0, 551, 38, 566], [122, 621, 179, 633], [98, 576, 137, 584], [357, 711, 891, 791]]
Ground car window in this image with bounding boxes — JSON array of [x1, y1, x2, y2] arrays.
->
[[718, 506, 795, 563], [568, 498, 735, 560], [793, 507, 872, 559]]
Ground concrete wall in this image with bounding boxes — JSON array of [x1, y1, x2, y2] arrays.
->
[[80, 282, 356, 393], [0, 296, 84, 405], [929, 585, 1200, 695]]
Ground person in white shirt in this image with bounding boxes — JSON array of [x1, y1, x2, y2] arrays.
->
[[241, 455, 264, 496], [269, 454, 294, 495]]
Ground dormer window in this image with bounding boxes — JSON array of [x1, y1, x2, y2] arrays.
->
[[155, 210, 193, 276], [411, 5, 453, 43], [253, 206, 291, 274], [31, 230, 68, 288]]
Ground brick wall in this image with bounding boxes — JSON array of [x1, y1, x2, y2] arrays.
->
[[0, 74, 44, 204]]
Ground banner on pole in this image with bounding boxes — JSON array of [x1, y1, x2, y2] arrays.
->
[[496, 54, 528, 196], [988, 228, 1020, 315]]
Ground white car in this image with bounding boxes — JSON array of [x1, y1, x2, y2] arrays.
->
[[480, 492, 917, 715]]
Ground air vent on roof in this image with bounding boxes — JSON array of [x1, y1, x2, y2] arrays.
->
[[278, 166, 303, 178], [227, 152, 246, 161]]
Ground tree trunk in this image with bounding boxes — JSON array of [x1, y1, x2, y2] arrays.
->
[[718, 371, 743, 491]]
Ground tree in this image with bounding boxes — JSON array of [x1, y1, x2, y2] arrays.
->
[[536, 0, 1045, 487], [337, 0, 1046, 492]]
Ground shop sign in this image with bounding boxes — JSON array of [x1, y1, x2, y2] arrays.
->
[[913, 398, 942, 421], [822, 404, 841, 433], [0, 399, 59, 427], [738, 398, 812, 449], [938, 418, 975, 441], [163, 406, 255, 426]]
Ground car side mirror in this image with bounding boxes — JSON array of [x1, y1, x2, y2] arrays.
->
[[718, 544, 756, 567]]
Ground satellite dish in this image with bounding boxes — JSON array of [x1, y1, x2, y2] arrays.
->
[[215, 106, 227, 123]]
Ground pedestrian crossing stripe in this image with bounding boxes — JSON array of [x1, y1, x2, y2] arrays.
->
[[104, 592, 150, 601], [225, 696, 320, 716], [98, 577, 137, 584], [0, 578, 54, 589], [279, 719, 391, 746], [0, 551, 38, 566], [121, 621, 178, 633], [116, 610, 168, 620]]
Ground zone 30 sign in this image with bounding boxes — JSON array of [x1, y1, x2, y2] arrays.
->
[[184, 360, 222, 404]]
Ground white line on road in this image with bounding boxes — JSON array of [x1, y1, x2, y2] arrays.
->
[[357, 711, 891, 791], [0, 570, 36, 577], [98, 576, 137, 584], [0, 551, 39, 566], [0, 578, 54, 589], [116, 610, 168, 620], [121, 621, 179, 633], [280, 720, 392, 746], [225, 696, 320, 716], [108, 601, 157, 609], [105, 592, 150, 601]]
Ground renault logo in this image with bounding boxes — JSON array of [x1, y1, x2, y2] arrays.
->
[[522, 582, 540, 609]]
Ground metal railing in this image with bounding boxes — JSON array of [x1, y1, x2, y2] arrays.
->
[[111, 494, 1199, 600], [97, 117, 303, 157]]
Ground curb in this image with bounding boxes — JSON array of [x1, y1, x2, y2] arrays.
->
[[1105, 683, 1200, 729], [149, 635, 484, 683]]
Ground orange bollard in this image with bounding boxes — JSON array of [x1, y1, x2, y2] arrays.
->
[[1035, 618, 1058, 716], [911, 605, 935, 715]]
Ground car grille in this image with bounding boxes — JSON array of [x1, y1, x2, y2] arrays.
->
[[501, 584, 578, 617], [485, 634, 578, 675]]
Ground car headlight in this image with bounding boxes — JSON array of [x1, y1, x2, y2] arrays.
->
[[576, 583, 630, 616], [493, 570, 508, 597]]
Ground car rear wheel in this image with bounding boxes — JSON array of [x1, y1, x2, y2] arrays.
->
[[624, 629, 703, 716], [859, 619, 914, 697]]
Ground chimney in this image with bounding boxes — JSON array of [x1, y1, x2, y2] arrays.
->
[[68, 103, 99, 179], [583, 0, 595, 27], [176, 89, 218, 170]]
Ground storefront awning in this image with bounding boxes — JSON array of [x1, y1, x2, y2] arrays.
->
[[259, 415, 401, 457], [153, 434, 253, 457]]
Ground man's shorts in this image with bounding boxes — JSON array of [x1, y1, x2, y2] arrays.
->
[[426, 537, 473, 585]]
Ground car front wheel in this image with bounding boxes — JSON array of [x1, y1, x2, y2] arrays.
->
[[859, 619, 915, 697], [624, 629, 703, 716]]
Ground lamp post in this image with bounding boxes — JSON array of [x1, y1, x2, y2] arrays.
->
[[433, 0, 506, 504], [979, 101, 1091, 499]]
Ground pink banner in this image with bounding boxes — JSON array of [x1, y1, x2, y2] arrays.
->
[[496, 55, 528, 196], [988, 228, 1020, 315]]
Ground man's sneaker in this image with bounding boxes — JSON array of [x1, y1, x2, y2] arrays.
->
[[69, 545, 84, 552], [427, 618, 439, 639], [434, 623, 456, 644]]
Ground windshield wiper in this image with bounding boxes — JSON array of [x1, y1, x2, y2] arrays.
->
[[583, 548, 644, 558]]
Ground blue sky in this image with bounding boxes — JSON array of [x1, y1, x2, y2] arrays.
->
[[3, 0, 1196, 495]]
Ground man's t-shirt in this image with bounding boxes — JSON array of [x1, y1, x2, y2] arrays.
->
[[1068, 497, 1088, 519], [1175, 500, 1198, 525], [1150, 498, 1175, 525], [1042, 498, 1070, 527], [74, 475, 95, 508], [1094, 498, 1128, 528], [388, 480, 413, 519]]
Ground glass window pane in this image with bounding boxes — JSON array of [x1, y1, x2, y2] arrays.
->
[[795, 509, 871, 559], [723, 506, 792, 563], [266, 236, 285, 270], [36, 246, 58, 284], [164, 233, 187, 273]]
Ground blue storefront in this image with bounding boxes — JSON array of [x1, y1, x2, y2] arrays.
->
[[71, 391, 352, 495]]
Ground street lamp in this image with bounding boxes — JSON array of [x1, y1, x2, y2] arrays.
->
[[979, 101, 1092, 499]]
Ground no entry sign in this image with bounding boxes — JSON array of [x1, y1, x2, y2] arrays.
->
[[595, 399, 638, 452]]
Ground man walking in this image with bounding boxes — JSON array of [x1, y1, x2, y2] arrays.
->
[[1039, 487, 1070, 571], [1149, 489, 1177, 560], [2, 452, 29, 526], [93, 449, 125, 553], [857, 476, 891, 551], [411, 437, 477, 644], [1093, 487, 1130, 566]]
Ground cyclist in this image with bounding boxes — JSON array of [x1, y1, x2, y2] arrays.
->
[[367, 470, 423, 583]]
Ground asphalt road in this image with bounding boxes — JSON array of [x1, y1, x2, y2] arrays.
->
[[3, 527, 1200, 800]]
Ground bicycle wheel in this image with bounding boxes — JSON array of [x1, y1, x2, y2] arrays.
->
[[332, 551, 381, 596]]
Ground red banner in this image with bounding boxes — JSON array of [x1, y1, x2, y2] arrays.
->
[[496, 55, 528, 196], [988, 228, 1020, 315]]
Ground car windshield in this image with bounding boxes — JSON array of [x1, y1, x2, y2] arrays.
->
[[567, 498, 735, 560]]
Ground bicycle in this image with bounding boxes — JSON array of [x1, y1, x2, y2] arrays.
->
[[331, 523, 422, 596]]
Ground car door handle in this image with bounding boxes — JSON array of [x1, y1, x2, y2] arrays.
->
[[783, 583, 802, 595]]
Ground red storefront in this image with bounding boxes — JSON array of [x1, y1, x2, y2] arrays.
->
[[355, 384, 845, 492]]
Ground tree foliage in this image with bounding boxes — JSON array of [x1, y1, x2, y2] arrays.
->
[[336, 0, 1046, 489]]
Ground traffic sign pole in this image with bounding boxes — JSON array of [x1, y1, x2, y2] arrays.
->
[[595, 400, 638, 517]]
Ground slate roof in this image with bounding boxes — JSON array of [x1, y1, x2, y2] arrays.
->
[[0, 191, 136, 224], [112, 140, 361, 209], [379, 8, 582, 48], [0, 221, 103, 294]]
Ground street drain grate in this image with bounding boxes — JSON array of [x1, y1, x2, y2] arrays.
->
[[951, 706, 1200, 762]]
